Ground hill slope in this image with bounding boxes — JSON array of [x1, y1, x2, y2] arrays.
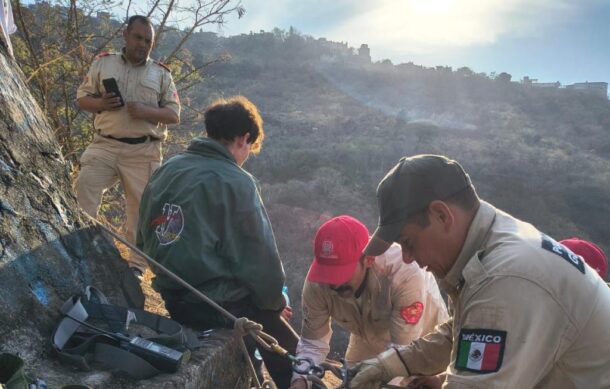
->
[[166, 30, 610, 352]]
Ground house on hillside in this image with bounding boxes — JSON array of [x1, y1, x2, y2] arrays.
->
[[565, 82, 608, 99], [531, 82, 561, 88], [357, 44, 371, 63], [522, 77, 560, 88], [522, 77, 608, 99]]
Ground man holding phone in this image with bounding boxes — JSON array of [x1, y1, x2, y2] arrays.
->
[[75, 15, 180, 277]]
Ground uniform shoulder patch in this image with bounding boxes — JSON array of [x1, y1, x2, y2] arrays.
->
[[400, 301, 424, 324], [456, 328, 506, 373], [154, 60, 171, 72], [94, 51, 111, 60], [541, 234, 585, 274]]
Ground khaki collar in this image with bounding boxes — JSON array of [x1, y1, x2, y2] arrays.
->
[[120, 47, 149, 66], [440, 201, 496, 296], [365, 266, 382, 298]]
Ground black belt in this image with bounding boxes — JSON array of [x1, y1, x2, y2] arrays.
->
[[100, 134, 160, 144]]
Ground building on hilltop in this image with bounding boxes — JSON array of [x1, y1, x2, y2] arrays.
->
[[531, 82, 561, 89], [522, 76, 537, 84], [357, 44, 371, 63], [522, 76, 559, 88], [522, 76, 608, 99], [565, 82, 608, 99]]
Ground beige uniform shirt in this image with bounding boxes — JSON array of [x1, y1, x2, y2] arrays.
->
[[76, 51, 180, 140], [298, 244, 449, 365], [398, 201, 610, 388]]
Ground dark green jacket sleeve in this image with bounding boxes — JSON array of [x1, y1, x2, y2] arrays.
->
[[221, 180, 286, 311]]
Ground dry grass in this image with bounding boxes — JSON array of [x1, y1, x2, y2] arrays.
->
[[141, 268, 169, 316], [113, 240, 168, 316]]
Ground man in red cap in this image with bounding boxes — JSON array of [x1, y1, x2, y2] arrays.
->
[[289, 215, 448, 389], [560, 238, 608, 280]]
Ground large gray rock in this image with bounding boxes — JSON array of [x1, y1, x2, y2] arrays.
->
[[0, 43, 249, 388]]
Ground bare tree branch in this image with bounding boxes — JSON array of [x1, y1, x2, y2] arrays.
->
[[164, 0, 244, 62], [12, 0, 47, 107], [26, 41, 92, 83], [91, 0, 132, 57], [174, 54, 230, 87], [12, 0, 244, 161], [154, 0, 175, 46]]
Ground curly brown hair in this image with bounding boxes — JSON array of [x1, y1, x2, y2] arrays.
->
[[204, 96, 265, 154]]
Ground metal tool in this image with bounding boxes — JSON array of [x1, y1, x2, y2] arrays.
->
[[291, 357, 349, 389]]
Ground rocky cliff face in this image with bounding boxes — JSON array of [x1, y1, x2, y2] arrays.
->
[[0, 45, 248, 388]]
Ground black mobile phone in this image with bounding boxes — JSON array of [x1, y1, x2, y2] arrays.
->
[[102, 78, 125, 107]]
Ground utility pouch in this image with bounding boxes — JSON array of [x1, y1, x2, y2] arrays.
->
[[52, 286, 195, 379]]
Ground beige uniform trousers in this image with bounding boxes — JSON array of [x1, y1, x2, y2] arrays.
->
[[75, 135, 161, 270]]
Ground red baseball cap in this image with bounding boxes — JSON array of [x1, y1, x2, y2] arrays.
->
[[307, 215, 370, 285], [560, 238, 608, 279]]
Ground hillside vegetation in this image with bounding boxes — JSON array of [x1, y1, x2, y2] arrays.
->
[[11, 6, 610, 354], [175, 29, 610, 244], [163, 29, 610, 353]]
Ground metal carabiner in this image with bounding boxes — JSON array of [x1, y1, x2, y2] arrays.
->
[[292, 356, 326, 377], [292, 356, 315, 374]]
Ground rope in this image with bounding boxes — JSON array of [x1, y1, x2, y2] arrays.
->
[[238, 337, 262, 389], [82, 213, 288, 387]]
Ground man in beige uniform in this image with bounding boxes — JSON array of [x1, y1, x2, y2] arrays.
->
[[349, 155, 610, 389], [290, 215, 448, 388], [75, 15, 180, 275]]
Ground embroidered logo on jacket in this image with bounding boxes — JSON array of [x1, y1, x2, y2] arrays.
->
[[152, 203, 184, 245], [400, 301, 424, 324], [541, 234, 585, 274], [455, 329, 507, 373]]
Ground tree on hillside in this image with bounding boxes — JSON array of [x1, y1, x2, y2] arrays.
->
[[10, 0, 243, 229], [11, 0, 244, 159], [456, 66, 474, 77], [496, 72, 512, 83]]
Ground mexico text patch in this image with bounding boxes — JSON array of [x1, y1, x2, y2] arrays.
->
[[455, 329, 506, 373], [541, 234, 585, 274]]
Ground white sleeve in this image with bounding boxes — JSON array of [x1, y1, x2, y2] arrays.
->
[[291, 332, 332, 385]]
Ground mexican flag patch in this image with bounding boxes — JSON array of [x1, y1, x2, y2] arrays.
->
[[455, 329, 507, 373]]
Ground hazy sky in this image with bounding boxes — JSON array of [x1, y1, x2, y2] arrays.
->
[[216, 0, 610, 85]]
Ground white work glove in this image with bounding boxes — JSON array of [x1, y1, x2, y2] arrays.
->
[[349, 348, 410, 389], [233, 317, 263, 336]]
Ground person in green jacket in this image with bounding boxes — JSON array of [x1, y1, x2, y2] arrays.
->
[[137, 95, 298, 388]]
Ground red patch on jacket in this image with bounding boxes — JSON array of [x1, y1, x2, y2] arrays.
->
[[400, 302, 424, 324]]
